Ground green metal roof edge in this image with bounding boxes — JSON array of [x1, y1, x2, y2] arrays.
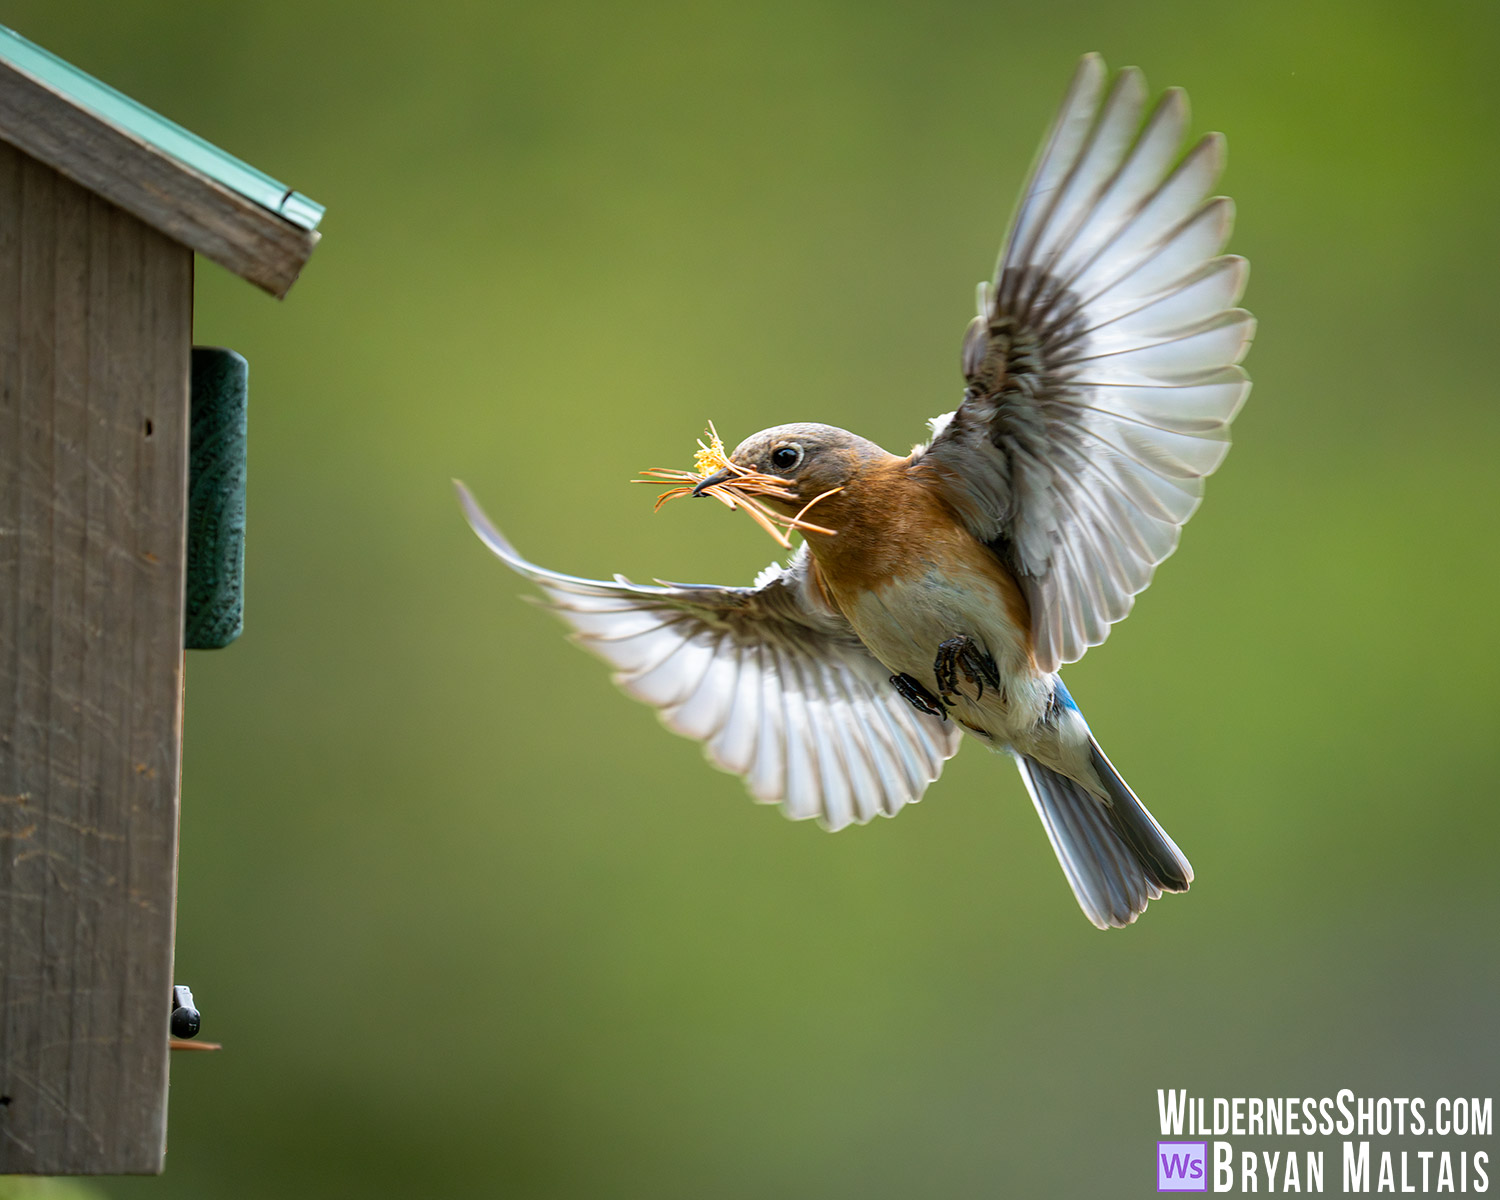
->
[[0, 25, 323, 231]]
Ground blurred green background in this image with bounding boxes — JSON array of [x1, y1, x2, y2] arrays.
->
[[8, 1, 1500, 1195]]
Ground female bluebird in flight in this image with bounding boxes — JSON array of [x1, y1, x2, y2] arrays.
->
[[459, 54, 1253, 928]]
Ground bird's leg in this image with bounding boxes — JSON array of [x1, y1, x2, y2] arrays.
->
[[934, 635, 1001, 705], [889, 673, 947, 720]]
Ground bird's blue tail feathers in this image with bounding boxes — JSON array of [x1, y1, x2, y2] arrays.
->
[[1017, 738, 1192, 930]]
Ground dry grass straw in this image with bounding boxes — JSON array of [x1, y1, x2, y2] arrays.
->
[[635, 424, 841, 549]]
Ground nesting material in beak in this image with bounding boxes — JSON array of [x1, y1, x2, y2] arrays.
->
[[634, 424, 842, 550]]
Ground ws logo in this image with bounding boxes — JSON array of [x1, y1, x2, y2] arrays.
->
[[1157, 1142, 1207, 1192]]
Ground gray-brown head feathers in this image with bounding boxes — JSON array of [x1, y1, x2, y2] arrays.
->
[[730, 423, 894, 502]]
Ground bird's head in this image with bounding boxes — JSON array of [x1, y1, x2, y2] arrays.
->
[[637, 422, 889, 548], [697, 423, 881, 505]]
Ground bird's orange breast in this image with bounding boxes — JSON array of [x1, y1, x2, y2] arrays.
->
[[800, 456, 1032, 644]]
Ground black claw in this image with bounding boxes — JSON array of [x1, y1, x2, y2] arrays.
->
[[934, 635, 1000, 706], [890, 673, 947, 720]]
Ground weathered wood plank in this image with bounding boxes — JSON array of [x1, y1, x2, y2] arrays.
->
[[0, 140, 190, 1174], [0, 57, 316, 298]]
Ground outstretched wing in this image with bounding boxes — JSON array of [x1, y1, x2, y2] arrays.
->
[[917, 54, 1254, 673], [457, 483, 961, 830]]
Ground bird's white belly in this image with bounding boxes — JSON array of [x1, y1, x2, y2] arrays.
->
[[842, 567, 1049, 742]]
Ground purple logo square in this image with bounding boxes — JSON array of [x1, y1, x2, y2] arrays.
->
[[1157, 1141, 1207, 1192]]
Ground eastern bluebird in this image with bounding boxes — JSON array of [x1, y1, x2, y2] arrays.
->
[[459, 55, 1253, 928]]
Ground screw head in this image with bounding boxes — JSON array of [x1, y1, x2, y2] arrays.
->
[[170, 1004, 201, 1039]]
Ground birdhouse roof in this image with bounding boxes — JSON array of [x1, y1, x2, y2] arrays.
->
[[0, 25, 324, 296]]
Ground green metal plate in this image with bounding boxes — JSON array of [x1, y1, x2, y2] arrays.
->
[[185, 347, 249, 650]]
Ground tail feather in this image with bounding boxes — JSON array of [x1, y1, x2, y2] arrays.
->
[[1017, 741, 1192, 929], [1087, 739, 1193, 893]]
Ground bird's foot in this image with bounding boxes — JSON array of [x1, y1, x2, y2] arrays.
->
[[934, 635, 1000, 705], [890, 673, 947, 720]]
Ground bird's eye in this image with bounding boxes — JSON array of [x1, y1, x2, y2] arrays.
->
[[771, 445, 802, 470]]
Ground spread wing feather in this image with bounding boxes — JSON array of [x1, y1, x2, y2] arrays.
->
[[457, 483, 960, 829], [919, 54, 1253, 673]]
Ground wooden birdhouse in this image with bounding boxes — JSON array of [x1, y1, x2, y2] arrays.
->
[[0, 26, 322, 1174]]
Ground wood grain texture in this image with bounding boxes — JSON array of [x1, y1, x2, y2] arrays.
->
[[0, 57, 316, 298], [0, 141, 190, 1174]]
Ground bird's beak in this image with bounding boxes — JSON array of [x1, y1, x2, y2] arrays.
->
[[691, 469, 735, 497]]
